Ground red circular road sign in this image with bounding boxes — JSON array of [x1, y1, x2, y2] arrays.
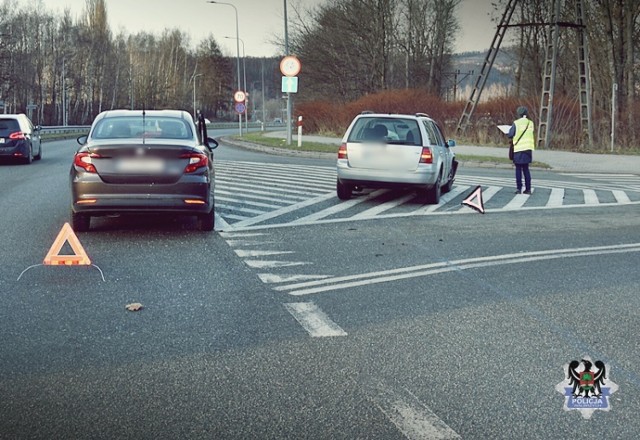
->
[[233, 90, 246, 103], [280, 56, 301, 77]]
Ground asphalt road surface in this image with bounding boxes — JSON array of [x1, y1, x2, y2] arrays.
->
[[1, 136, 639, 439]]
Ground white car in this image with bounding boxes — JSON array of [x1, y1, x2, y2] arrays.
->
[[336, 112, 457, 204]]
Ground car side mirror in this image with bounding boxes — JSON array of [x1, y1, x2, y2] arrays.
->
[[206, 137, 219, 150], [447, 139, 456, 147], [77, 135, 88, 145], [35, 125, 42, 131]]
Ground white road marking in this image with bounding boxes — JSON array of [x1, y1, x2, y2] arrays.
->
[[546, 188, 564, 207], [275, 243, 640, 296], [217, 203, 267, 215], [503, 193, 529, 210], [292, 190, 386, 223], [216, 189, 296, 205], [244, 260, 310, 269], [216, 178, 320, 197], [258, 273, 332, 284], [612, 190, 631, 204], [219, 232, 269, 238], [284, 302, 347, 337], [351, 193, 416, 219], [219, 168, 335, 189], [226, 240, 277, 247], [214, 212, 231, 230], [583, 189, 600, 205], [234, 250, 293, 258], [232, 192, 336, 228], [411, 185, 469, 214], [371, 386, 460, 440], [216, 196, 283, 209], [480, 185, 502, 203]]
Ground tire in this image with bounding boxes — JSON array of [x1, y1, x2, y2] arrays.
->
[[443, 159, 458, 194], [23, 145, 33, 165], [34, 144, 42, 160], [71, 211, 90, 232], [337, 178, 352, 200], [443, 167, 454, 193], [198, 208, 215, 231], [424, 169, 443, 205]]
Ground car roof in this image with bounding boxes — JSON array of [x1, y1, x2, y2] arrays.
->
[[355, 113, 433, 121], [94, 109, 191, 121]]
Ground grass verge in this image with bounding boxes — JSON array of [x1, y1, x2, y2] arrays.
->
[[234, 132, 551, 168]]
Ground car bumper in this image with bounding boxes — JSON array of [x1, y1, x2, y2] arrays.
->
[[0, 143, 28, 158], [71, 177, 212, 215], [337, 161, 438, 188]]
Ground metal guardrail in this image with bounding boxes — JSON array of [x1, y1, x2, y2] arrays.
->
[[40, 122, 286, 133], [40, 126, 90, 134]]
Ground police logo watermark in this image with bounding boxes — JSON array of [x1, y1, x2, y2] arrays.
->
[[555, 356, 618, 419]]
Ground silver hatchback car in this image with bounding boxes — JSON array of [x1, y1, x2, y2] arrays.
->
[[336, 112, 457, 204]]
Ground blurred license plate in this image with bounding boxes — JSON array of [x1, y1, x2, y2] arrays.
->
[[117, 158, 165, 172]]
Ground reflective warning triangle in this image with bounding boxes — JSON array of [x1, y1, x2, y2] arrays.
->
[[461, 185, 485, 214], [43, 223, 91, 265]]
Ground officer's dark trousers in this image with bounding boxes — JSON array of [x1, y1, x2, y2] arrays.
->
[[515, 164, 531, 192]]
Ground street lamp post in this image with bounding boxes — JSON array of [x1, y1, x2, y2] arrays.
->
[[225, 36, 247, 132], [190, 73, 204, 120], [284, 0, 292, 145], [207, 1, 242, 136]]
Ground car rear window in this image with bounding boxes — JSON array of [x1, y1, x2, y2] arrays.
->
[[348, 117, 422, 145], [0, 119, 21, 137], [91, 117, 193, 140]]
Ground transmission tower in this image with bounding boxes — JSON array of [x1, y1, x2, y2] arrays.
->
[[456, 0, 593, 149]]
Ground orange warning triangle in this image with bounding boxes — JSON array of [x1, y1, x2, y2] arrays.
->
[[43, 223, 91, 266], [461, 185, 485, 214]]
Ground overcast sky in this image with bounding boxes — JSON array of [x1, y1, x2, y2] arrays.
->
[[33, 0, 497, 57]]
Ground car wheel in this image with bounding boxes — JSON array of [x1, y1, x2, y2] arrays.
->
[[198, 208, 215, 231], [443, 167, 454, 193], [337, 178, 352, 200], [425, 169, 442, 204], [71, 211, 91, 232], [23, 145, 33, 165], [34, 144, 42, 160]]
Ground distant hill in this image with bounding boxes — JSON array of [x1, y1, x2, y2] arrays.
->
[[449, 49, 517, 101]]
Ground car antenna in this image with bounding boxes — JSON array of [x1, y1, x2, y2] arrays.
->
[[142, 106, 146, 145]]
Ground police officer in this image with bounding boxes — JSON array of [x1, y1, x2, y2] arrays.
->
[[508, 106, 535, 194]]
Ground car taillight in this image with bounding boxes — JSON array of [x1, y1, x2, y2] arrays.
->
[[9, 131, 26, 140], [182, 153, 208, 173], [419, 147, 433, 164], [73, 152, 101, 173], [338, 143, 348, 160]]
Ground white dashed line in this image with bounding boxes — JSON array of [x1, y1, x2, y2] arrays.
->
[[284, 302, 347, 337]]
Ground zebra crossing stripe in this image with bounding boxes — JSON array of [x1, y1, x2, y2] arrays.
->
[[411, 185, 469, 214], [546, 188, 564, 207], [291, 190, 386, 224], [612, 190, 631, 204], [583, 189, 600, 205], [351, 193, 416, 219], [232, 192, 336, 228]]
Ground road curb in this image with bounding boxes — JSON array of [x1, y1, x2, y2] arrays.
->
[[220, 137, 336, 160], [221, 137, 553, 171]]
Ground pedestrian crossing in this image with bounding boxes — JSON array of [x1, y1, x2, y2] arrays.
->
[[214, 160, 640, 231]]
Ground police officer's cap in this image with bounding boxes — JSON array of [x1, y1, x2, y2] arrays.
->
[[517, 106, 528, 117]]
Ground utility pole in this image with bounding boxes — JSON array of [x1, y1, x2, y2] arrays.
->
[[284, 0, 292, 146]]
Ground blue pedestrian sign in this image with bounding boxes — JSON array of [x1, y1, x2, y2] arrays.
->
[[281, 76, 298, 93]]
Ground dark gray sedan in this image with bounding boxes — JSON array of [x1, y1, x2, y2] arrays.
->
[[70, 109, 218, 232]]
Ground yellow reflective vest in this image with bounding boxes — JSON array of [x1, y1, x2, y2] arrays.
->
[[513, 117, 535, 152]]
